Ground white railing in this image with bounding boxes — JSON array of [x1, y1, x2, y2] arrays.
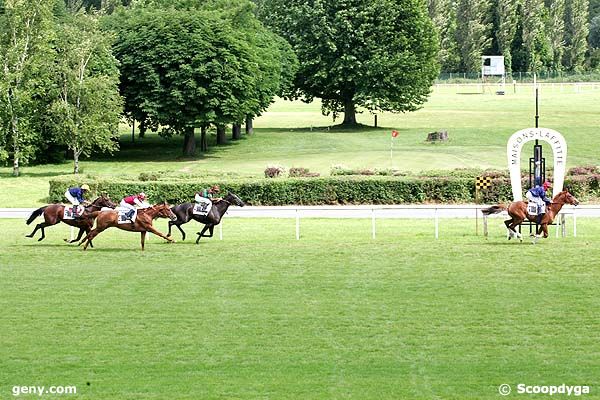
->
[[5, 204, 599, 240]]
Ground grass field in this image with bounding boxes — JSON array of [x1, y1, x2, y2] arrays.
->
[[1, 85, 600, 207], [2, 217, 600, 399]]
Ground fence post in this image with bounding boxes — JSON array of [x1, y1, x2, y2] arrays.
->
[[295, 209, 300, 240], [483, 215, 488, 238], [371, 208, 376, 239], [561, 213, 566, 238], [434, 208, 439, 239]]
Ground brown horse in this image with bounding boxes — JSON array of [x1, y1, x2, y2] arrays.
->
[[482, 190, 579, 242], [26, 194, 116, 244], [79, 202, 177, 250]]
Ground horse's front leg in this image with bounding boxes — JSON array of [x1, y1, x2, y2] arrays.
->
[[146, 225, 175, 243], [196, 224, 212, 244], [141, 231, 146, 251]]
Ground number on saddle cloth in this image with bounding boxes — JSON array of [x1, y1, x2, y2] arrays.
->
[[117, 207, 137, 224], [527, 201, 545, 217], [193, 198, 212, 216], [63, 205, 84, 219]]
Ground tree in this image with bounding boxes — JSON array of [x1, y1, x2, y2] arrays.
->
[[429, 0, 461, 72], [520, 0, 549, 72], [108, 1, 294, 155], [545, 0, 565, 71], [564, 0, 589, 71], [455, 0, 492, 72], [257, 0, 439, 126], [590, 14, 600, 48], [48, 12, 122, 174], [495, 0, 520, 72], [0, 0, 54, 176]]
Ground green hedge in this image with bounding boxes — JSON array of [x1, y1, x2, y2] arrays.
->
[[48, 174, 600, 205]]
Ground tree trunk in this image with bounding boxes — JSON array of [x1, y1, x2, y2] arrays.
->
[[245, 116, 254, 135], [139, 119, 146, 138], [200, 126, 208, 152], [216, 124, 227, 145], [342, 98, 357, 125], [13, 156, 19, 177], [232, 123, 242, 140], [131, 119, 135, 143], [73, 151, 80, 174], [183, 126, 196, 156]]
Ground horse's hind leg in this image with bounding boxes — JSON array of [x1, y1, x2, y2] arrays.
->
[[26, 222, 47, 240], [504, 219, 515, 240], [37, 223, 50, 242]]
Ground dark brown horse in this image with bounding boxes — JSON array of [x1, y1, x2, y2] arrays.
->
[[79, 202, 177, 250], [482, 190, 579, 242], [26, 194, 116, 244]]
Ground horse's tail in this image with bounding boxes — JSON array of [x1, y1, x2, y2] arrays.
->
[[26, 207, 47, 225], [481, 204, 507, 216]]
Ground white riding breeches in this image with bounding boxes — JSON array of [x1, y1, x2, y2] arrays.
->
[[65, 191, 80, 206]]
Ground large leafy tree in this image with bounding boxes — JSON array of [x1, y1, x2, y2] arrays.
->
[[545, 0, 566, 71], [521, 0, 549, 72], [48, 11, 122, 174], [108, 1, 293, 154], [257, 0, 439, 126], [0, 0, 54, 176]]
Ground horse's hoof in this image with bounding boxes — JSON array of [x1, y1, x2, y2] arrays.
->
[[37, 238, 44, 242], [25, 234, 33, 238]]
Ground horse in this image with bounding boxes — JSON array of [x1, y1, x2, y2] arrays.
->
[[167, 192, 245, 244], [79, 202, 177, 251], [25, 194, 116, 244], [482, 189, 579, 242]]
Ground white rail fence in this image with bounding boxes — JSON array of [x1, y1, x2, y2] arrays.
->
[[3, 205, 600, 240]]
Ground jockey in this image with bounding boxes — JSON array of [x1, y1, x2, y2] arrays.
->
[[526, 180, 552, 223], [194, 185, 221, 203], [65, 184, 90, 218], [120, 192, 150, 222]]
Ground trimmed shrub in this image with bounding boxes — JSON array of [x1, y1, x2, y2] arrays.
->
[[264, 165, 285, 178], [48, 170, 600, 206], [288, 167, 320, 178]]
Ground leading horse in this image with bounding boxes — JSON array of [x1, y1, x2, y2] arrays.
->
[[167, 192, 245, 244], [26, 194, 116, 244], [79, 202, 177, 250], [482, 189, 579, 242]]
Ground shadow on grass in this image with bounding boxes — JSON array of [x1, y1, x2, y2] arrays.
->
[[0, 171, 69, 179], [255, 124, 391, 133]]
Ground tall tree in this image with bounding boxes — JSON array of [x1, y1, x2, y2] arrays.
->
[[455, 0, 492, 72], [0, 0, 54, 176], [521, 0, 548, 72], [590, 14, 600, 48], [564, 0, 589, 71], [429, 0, 461, 72], [495, 0, 520, 72], [48, 12, 122, 174], [258, 0, 439, 126], [545, 0, 566, 71]]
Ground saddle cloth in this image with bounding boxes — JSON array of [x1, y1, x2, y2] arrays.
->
[[193, 199, 212, 216], [63, 205, 84, 220], [527, 202, 545, 217], [117, 207, 138, 224]]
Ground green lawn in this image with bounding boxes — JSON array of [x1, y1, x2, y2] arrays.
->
[[1, 85, 600, 207], [1, 217, 600, 399]]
